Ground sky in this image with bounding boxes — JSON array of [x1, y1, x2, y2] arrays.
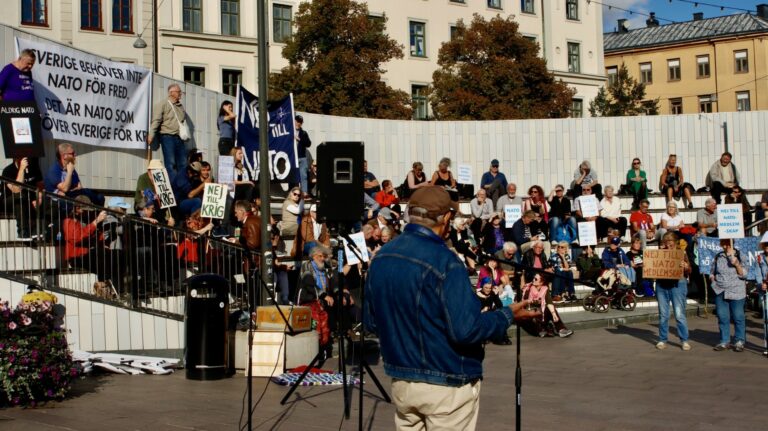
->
[[600, 0, 762, 32]]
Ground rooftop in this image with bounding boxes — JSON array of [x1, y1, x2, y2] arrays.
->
[[604, 13, 768, 53]]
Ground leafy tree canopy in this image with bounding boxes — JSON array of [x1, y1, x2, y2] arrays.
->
[[430, 14, 575, 120], [270, 0, 411, 119], [589, 63, 659, 117]]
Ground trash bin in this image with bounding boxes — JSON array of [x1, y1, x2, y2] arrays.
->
[[185, 274, 229, 380]]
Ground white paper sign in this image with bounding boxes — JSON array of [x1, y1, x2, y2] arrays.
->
[[17, 38, 152, 149], [577, 221, 598, 246], [11, 117, 32, 144], [201, 183, 227, 219], [150, 168, 176, 209], [457, 164, 473, 185], [717, 204, 745, 239], [577, 195, 600, 218], [218, 155, 235, 189], [504, 204, 522, 226], [342, 232, 370, 265]]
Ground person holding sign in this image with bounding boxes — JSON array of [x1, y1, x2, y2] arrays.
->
[[148, 84, 189, 179], [0, 49, 36, 102], [135, 159, 164, 211], [655, 233, 692, 351], [711, 239, 747, 352], [171, 161, 205, 216], [696, 198, 719, 237], [724, 186, 753, 229]]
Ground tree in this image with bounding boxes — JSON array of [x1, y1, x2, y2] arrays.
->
[[270, 0, 412, 119], [429, 14, 575, 120], [589, 63, 659, 116]]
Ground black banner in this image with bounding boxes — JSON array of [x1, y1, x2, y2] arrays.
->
[[1, 101, 45, 158]]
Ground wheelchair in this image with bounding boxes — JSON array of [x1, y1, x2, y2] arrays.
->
[[582, 268, 637, 313]]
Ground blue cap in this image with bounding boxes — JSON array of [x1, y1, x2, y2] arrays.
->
[[611, 237, 622, 245], [491, 159, 499, 167]]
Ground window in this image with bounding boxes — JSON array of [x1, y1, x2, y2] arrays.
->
[[736, 91, 751, 111], [640, 62, 652, 84], [606, 66, 618, 86], [567, 42, 580, 73], [221, 0, 239, 36], [641, 101, 657, 115], [566, 0, 579, 20], [449, 0, 465, 3], [450, 25, 459, 40], [669, 98, 683, 115], [697, 55, 710, 78], [412, 85, 429, 120], [570, 99, 583, 118], [222, 69, 242, 96], [521, 0, 534, 13], [81, 0, 102, 30], [699, 95, 713, 113], [183, 66, 205, 87], [112, 0, 132, 33], [523, 35, 537, 45], [488, 0, 502, 9], [273, 4, 292, 42], [368, 14, 385, 30], [735, 50, 749, 73], [183, 0, 202, 32], [667, 59, 680, 81], [22, 0, 48, 26], [410, 21, 426, 57]]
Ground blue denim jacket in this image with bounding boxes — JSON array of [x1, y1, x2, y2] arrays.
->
[[364, 223, 514, 387]]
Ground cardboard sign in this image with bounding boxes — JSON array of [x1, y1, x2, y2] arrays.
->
[[150, 168, 176, 209], [0, 101, 45, 158], [342, 232, 370, 266], [504, 204, 522, 226], [577, 221, 598, 246], [201, 183, 227, 219], [577, 195, 600, 218], [457, 164, 473, 185], [218, 155, 235, 189], [717, 204, 744, 239], [643, 249, 685, 280]]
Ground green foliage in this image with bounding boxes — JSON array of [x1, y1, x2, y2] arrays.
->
[[429, 14, 575, 120], [270, 0, 412, 119], [589, 63, 659, 117]]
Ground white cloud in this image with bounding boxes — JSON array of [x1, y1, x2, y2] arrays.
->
[[601, 0, 651, 32]]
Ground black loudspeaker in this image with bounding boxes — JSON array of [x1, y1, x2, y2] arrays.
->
[[316, 142, 364, 223]]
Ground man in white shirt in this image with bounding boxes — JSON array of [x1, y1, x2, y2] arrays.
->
[[496, 183, 524, 227], [598, 185, 628, 242]]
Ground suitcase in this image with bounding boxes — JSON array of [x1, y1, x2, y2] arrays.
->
[[255, 305, 312, 332]]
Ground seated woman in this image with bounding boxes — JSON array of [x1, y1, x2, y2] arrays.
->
[[280, 186, 302, 236], [476, 256, 504, 290], [625, 158, 648, 210], [519, 272, 574, 338], [658, 201, 693, 247], [480, 212, 506, 255], [449, 216, 479, 273], [601, 236, 636, 287], [550, 241, 578, 302], [477, 277, 513, 345], [659, 154, 694, 208], [522, 185, 549, 239], [403, 161, 430, 198], [520, 239, 553, 284], [430, 157, 458, 201]]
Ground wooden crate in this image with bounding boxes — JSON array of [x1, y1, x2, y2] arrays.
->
[[255, 305, 312, 332], [235, 329, 319, 377]]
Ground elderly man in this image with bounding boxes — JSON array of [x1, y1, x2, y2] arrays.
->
[[697, 198, 719, 237], [706, 152, 740, 204], [469, 188, 494, 243], [630, 199, 659, 249], [44, 143, 104, 206], [148, 84, 189, 179], [496, 183, 524, 233], [480, 159, 508, 207], [365, 185, 538, 430], [0, 49, 36, 102]]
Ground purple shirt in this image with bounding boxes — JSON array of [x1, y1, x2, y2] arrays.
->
[[0, 63, 35, 102]]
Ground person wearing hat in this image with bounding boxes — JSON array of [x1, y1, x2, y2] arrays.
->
[[295, 114, 312, 195], [479, 159, 508, 208], [135, 158, 164, 208], [601, 236, 636, 286], [171, 161, 205, 216], [365, 185, 539, 430]]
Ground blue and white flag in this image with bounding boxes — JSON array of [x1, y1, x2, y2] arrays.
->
[[697, 236, 761, 280], [235, 87, 298, 183]]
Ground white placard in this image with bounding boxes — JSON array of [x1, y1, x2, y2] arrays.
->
[[457, 164, 473, 185], [11, 117, 32, 144], [342, 232, 370, 266], [218, 155, 235, 189], [577, 195, 600, 218], [17, 38, 152, 149], [717, 203, 745, 239], [201, 183, 227, 219], [504, 204, 522, 226], [150, 168, 176, 209], [577, 221, 598, 246]]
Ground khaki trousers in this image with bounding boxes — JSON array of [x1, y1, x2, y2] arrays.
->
[[391, 379, 482, 431]]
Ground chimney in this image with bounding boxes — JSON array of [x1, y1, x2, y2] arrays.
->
[[758, 4, 768, 19], [617, 19, 629, 33], [693, 12, 704, 21], [646, 12, 660, 27]]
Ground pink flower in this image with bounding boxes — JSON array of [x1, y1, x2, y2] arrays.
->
[[8, 321, 17, 330], [21, 315, 32, 326]]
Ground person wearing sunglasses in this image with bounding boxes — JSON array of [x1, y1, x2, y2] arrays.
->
[[519, 272, 573, 338], [724, 185, 753, 227], [625, 158, 648, 210], [279, 186, 302, 236]]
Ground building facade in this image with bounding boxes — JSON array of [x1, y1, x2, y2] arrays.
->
[[2, 0, 605, 118], [604, 7, 768, 115]]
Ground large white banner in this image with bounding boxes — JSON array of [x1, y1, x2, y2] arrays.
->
[[16, 38, 151, 149]]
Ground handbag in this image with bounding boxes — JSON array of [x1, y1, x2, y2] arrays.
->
[[168, 100, 190, 141]]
